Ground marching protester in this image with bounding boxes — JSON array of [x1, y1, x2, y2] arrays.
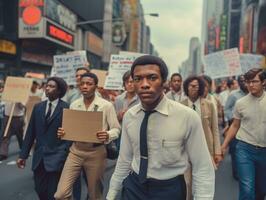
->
[[166, 73, 186, 102], [107, 55, 215, 200], [63, 67, 90, 105], [0, 102, 25, 161], [114, 70, 139, 150], [224, 75, 248, 180], [17, 77, 71, 200], [55, 72, 120, 200], [181, 76, 221, 200], [219, 78, 239, 107], [202, 75, 224, 130], [222, 68, 266, 200]]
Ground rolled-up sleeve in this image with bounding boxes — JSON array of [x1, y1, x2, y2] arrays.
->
[[106, 103, 121, 142], [185, 111, 215, 200], [106, 113, 133, 200]]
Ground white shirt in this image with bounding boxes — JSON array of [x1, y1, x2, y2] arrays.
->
[[4, 102, 25, 117], [165, 90, 187, 102], [107, 96, 215, 200], [234, 91, 266, 147], [45, 99, 59, 117], [188, 98, 201, 116]]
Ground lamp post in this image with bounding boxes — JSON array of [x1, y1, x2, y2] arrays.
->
[[76, 13, 159, 25]]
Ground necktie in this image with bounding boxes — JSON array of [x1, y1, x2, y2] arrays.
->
[[192, 104, 196, 111], [45, 102, 52, 121], [139, 110, 155, 183]]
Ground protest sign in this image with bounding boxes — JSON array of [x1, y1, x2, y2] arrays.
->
[[62, 109, 103, 143], [90, 69, 107, 88], [2, 76, 32, 137], [104, 53, 144, 90], [240, 54, 264, 73], [204, 48, 242, 79], [2, 77, 32, 104], [26, 96, 42, 120], [52, 53, 89, 85]]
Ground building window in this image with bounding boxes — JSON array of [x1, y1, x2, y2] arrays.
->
[[0, 1, 4, 32]]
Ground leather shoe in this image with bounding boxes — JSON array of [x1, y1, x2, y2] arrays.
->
[[0, 155, 7, 161]]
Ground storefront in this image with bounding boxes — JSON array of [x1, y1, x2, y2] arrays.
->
[[18, 0, 77, 75]]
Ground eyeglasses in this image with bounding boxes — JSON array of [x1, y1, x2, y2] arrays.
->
[[189, 84, 199, 89], [245, 80, 261, 85]]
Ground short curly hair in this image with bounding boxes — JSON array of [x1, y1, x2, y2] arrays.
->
[[183, 76, 206, 97], [131, 55, 168, 83], [47, 77, 68, 98]]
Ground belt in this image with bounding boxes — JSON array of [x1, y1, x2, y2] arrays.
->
[[130, 171, 184, 186], [4, 115, 23, 118], [237, 140, 266, 149]]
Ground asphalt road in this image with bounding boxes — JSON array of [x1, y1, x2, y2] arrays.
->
[[0, 136, 239, 200]]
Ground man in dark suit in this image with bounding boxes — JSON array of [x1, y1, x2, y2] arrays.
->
[[17, 77, 71, 200]]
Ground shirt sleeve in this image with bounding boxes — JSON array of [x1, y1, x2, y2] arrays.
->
[[224, 94, 236, 121], [185, 111, 215, 200], [106, 112, 133, 200], [233, 100, 241, 119], [106, 103, 121, 142]]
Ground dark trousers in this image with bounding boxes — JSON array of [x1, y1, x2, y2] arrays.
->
[[122, 172, 186, 200], [34, 161, 62, 200], [0, 116, 24, 157]]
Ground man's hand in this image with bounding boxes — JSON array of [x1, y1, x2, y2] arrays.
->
[[221, 144, 228, 158], [57, 127, 65, 139], [17, 158, 26, 169], [96, 131, 109, 143], [214, 154, 223, 167]]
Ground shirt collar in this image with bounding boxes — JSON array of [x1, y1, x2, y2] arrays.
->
[[47, 98, 59, 107], [187, 98, 200, 107], [249, 91, 265, 101], [131, 95, 169, 116]]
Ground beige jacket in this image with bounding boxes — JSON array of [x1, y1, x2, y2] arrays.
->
[[181, 98, 221, 156]]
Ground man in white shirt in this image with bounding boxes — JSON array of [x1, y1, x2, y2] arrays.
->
[[107, 55, 215, 200], [166, 73, 186, 102], [55, 73, 120, 200], [222, 68, 266, 200]]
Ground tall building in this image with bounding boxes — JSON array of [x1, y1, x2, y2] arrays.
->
[[180, 37, 202, 79]]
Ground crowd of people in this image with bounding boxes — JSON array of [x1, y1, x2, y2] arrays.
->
[[0, 55, 265, 200]]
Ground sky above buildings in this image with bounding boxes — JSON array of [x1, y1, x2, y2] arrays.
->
[[141, 0, 203, 74]]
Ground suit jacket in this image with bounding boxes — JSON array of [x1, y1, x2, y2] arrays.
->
[[181, 98, 221, 156], [20, 99, 72, 172]]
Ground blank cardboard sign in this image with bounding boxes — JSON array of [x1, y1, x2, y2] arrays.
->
[[62, 109, 103, 143]]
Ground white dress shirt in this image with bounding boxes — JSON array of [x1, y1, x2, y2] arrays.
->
[[188, 98, 201, 116], [45, 99, 59, 117], [165, 90, 187, 102], [107, 96, 215, 200]]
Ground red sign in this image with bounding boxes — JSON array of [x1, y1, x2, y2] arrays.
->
[[46, 21, 74, 46], [19, 0, 44, 7]]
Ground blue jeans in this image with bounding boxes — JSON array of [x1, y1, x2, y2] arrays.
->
[[235, 140, 266, 200]]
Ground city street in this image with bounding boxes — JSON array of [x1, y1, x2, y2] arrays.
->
[[0, 136, 239, 200]]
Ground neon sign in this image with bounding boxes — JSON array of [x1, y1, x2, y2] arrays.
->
[[46, 21, 74, 46]]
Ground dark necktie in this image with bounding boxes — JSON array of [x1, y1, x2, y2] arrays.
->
[[139, 110, 155, 183], [192, 104, 196, 111], [45, 102, 52, 121]]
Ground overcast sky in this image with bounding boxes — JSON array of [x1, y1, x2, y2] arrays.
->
[[141, 0, 203, 74]]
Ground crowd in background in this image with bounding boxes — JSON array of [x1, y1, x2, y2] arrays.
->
[[0, 58, 265, 200]]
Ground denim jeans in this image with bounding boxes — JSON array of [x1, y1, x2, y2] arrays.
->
[[235, 140, 266, 200]]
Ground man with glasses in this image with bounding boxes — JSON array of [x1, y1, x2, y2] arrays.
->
[[222, 68, 266, 200]]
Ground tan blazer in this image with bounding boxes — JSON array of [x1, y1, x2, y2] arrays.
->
[[181, 98, 221, 156]]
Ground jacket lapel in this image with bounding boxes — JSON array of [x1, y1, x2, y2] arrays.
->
[[46, 100, 61, 125]]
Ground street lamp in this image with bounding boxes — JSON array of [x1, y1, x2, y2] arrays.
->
[[76, 13, 159, 25]]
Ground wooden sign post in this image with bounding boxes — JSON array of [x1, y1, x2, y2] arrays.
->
[[2, 77, 32, 137]]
